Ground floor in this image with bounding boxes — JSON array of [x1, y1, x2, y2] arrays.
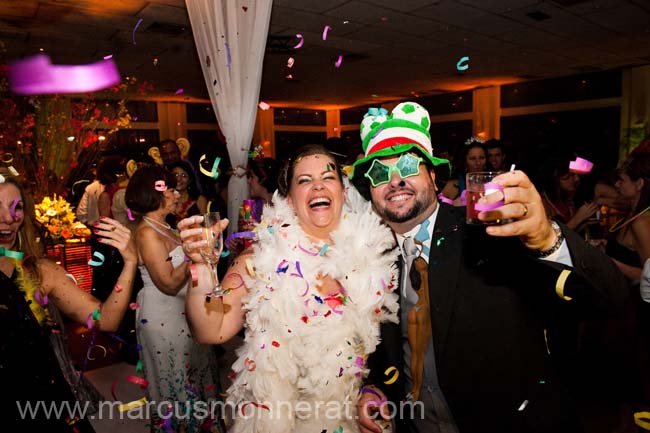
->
[[67, 322, 241, 433], [68, 320, 646, 433]]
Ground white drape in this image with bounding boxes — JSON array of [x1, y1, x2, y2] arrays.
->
[[186, 0, 273, 235]]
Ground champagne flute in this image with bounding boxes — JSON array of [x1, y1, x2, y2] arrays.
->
[[198, 212, 229, 300]]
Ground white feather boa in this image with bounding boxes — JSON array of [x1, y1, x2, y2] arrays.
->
[[226, 193, 399, 433]]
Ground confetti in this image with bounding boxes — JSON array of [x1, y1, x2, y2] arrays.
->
[[88, 251, 105, 267], [294, 34, 304, 49], [287, 57, 295, 68], [258, 101, 270, 110], [518, 399, 529, 411], [174, 88, 184, 95], [322, 25, 332, 40], [569, 157, 593, 174], [9, 54, 121, 95], [154, 180, 167, 192], [129, 302, 139, 310], [132, 18, 144, 45], [86, 345, 107, 361], [127, 208, 135, 221], [225, 43, 232, 68], [334, 55, 343, 68], [198, 154, 220, 179], [271, 340, 280, 347], [114, 283, 123, 293], [456, 56, 470, 71], [118, 397, 148, 412], [383, 366, 399, 384], [319, 244, 329, 256], [127, 375, 149, 389]]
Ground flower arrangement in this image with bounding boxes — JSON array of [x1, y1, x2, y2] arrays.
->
[[34, 194, 86, 242]]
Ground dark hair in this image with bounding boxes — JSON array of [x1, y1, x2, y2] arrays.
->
[[620, 153, 650, 214], [485, 138, 504, 151], [125, 165, 176, 216], [0, 167, 44, 282], [248, 157, 280, 194], [277, 144, 343, 197], [169, 160, 199, 200], [537, 156, 572, 202], [460, 141, 487, 172], [97, 155, 125, 185]]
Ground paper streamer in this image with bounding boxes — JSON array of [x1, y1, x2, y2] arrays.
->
[[132, 18, 144, 45], [88, 251, 105, 267], [225, 43, 232, 68], [294, 34, 304, 49], [118, 397, 147, 412], [127, 375, 150, 389], [456, 56, 470, 71], [225, 231, 256, 245], [438, 193, 453, 205], [198, 154, 220, 179], [334, 54, 343, 68], [34, 290, 48, 307], [0, 246, 24, 259], [86, 345, 107, 361], [473, 182, 505, 211], [127, 208, 135, 221], [383, 366, 399, 385], [634, 411, 650, 430], [154, 180, 167, 191], [10, 198, 22, 220], [322, 25, 332, 40], [9, 54, 121, 95], [569, 157, 593, 174]]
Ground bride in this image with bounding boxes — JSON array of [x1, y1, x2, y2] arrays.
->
[[180, 144, 399, 432]]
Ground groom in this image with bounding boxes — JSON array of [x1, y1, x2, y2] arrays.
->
[[350, 102, 627, 433]]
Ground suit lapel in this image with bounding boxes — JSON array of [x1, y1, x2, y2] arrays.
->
[[427, 203, 463, 358]]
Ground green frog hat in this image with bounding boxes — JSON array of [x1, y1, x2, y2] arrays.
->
[[350, 101, 450, 200]]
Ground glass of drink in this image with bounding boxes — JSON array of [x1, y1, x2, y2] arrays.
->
[[466, 171, 509, 225]]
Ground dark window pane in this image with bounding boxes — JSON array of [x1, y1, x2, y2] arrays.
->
[[274, 108, 326, 126], [340, 130, 364, 162], [274, 131, 327, 161], [501, 70, 621, 108], [126, 100, 158, 123], [500, 107, 621, 186], [113, 129, 160, 159], [416, 91, 473, 116], [187, 103, 217, 123], [430, 120, 473, 162], [340, 105, 372, 125]]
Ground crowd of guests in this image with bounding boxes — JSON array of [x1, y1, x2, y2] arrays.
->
[[5, 105, 650, 433]]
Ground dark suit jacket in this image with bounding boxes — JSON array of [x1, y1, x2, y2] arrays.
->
[[367, 203, 628, 433]]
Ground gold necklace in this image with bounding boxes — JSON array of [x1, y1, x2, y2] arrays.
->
[[608, 205, 650, 233]]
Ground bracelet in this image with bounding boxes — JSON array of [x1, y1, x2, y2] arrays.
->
[[534, 220, 564, 258]]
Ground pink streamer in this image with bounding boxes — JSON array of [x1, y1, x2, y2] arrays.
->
[[334, 54, 343, 68], [322, 25, 332, 40], [294, 34, 304, 49], [9, 54, 121, 95]]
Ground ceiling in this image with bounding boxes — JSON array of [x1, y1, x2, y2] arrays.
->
[[1, 0, 650, 109]]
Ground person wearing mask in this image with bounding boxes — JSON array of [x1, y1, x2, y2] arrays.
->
[[349, 102, 627, 433]]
